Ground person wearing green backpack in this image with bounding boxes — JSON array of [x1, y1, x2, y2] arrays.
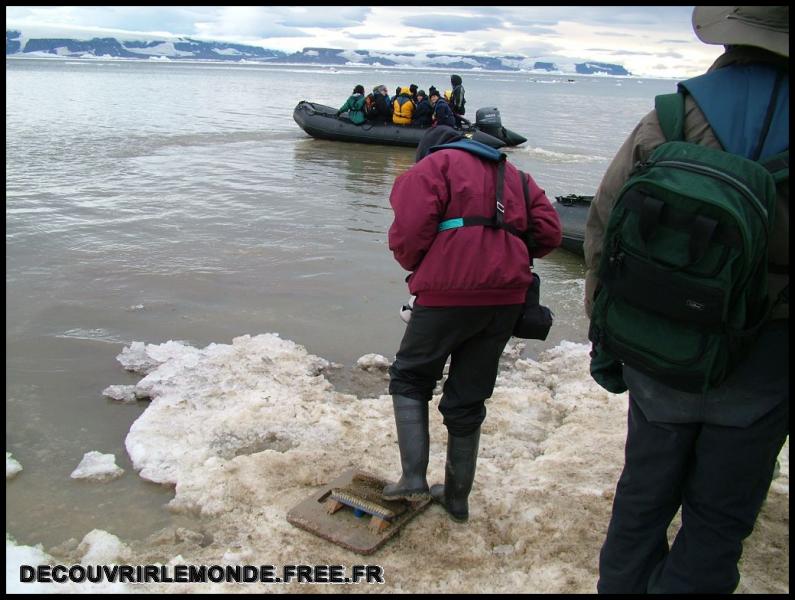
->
[[583, 6, 788, 594], [336, 84, 367, 125]]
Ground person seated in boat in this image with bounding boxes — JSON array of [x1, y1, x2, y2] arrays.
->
[[390, 86, 401, 104], [429, 90, 457, 128], [409, 84, 419, 103], [392, 86, 416, 126], [364, 85, 393, 123], [411, 90, 433, 128], [336, 84, 367, 125]]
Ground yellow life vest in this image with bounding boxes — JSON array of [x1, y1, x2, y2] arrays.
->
[[392, 88, 415, 125]]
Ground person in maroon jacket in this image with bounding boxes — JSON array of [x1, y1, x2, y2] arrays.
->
[[382, 126, 562, 522]]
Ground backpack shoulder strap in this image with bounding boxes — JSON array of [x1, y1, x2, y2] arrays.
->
[[654, 92, 685, 143], [761, 150, 789, 183], [437, 153, 527, 241], [517, 170, 536, 249], [429, 139, 506, 162]]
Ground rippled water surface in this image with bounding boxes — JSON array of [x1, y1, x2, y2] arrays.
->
[[6, 58, 678, 547]]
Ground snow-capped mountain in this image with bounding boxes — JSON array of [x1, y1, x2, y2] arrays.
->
[[6, 30, 632, 76]]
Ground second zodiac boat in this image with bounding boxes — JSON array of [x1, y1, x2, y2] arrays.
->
[[553, 194, 593, 256]]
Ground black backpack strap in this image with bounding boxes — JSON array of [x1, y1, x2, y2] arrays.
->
[[751, 70, 785, 162], [438, 154, 523, 239], [760, 150, 789, 183], [494, 157, 506, 227], [517, 170, 537, 265]]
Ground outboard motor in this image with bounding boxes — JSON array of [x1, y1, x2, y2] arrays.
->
[[475, 107, 505, 141]]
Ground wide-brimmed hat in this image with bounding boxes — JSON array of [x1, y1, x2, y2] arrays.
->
[[692, 6, 788, 57]]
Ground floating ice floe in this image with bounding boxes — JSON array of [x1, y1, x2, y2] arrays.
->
[[70, 451, 124, 481], [6, 452, 23, 479], [355, 353, 391, 372]]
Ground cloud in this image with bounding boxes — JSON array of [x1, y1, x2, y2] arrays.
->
[[515, 43, 565, 57], [472, 41, 503, 53], [347, 33, 383, 40], [192, 8, 315, 39], [606, 50, 658, 56], [7, 6, 217, 35], [593, 31, 634, 37], [6, 6, 369, 41], [512, 25, 560, 36], [279, 7, 370, 28], [654, 51, 685, 59], [402, 14, 503, 33]]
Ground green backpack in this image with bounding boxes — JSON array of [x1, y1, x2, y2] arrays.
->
[[589, 92, 788, 394]]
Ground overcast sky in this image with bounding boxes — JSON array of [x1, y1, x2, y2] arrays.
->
[[6, 6, 726, 78]]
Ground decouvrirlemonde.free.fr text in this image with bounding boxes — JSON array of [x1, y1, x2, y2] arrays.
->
[[20, 564, 385, 585]]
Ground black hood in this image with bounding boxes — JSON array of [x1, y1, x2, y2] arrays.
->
[[415, 125, 464, 162]]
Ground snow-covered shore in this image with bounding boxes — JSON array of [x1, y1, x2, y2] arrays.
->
[[6, 335, 789, 593]]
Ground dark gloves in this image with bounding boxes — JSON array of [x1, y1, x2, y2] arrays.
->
[[589, 341, 628, 394]]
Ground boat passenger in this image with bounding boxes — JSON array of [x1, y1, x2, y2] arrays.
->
[[429, 90, 456, 128], [450, 74, 466, 116], [409, 83, 419, 103], [364, 85, 393, 123], [336, 84, 367, 125], [411, 90, 433, 128], [392, 86, 416, 126]]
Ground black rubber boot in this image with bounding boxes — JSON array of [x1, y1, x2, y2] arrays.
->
[[382, 395, 430, 501], [430, 428, 481, 522]]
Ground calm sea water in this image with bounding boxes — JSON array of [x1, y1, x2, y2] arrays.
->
[[6, 57, 678, 548]]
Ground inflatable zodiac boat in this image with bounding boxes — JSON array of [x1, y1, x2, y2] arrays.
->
[[293, 102, 527, 149]]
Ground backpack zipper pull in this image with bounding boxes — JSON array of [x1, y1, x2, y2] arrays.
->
[[607, 238, 625, 270], [631, 160, 652, 176], [609, 250, 625, 269]]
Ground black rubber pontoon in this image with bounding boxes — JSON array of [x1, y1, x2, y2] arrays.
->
[[553, 194, 592, 257], [293, 101, 527, 148]]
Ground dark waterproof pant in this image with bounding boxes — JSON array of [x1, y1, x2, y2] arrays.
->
[[389, 303, 522, 437], [597, 394, 788, 594]]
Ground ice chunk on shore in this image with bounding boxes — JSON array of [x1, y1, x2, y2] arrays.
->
[[95, 333, 788, 593], [77, 529, 131, 564], [122, 334, 342, 489], [102, 385, 139, 403], [116, 340, 194, 375], [6, 452, 23, 479], [6, 534, 132, 593], [6, 534, 56, 594], [70, 451, 124, 481], [355, 353, 391, 371]]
